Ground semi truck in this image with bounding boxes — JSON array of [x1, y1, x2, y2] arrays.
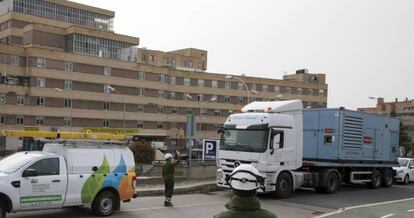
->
[[216, 100, 400, 198]]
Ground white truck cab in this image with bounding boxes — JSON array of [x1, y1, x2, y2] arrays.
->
[[0, 140, 136, 217]]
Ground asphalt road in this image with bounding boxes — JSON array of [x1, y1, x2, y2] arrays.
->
[[8, 183, 414, 218]]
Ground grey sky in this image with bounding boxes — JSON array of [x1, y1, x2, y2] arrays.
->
[[72, 0, 414, 109]]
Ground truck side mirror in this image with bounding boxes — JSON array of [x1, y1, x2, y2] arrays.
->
[[273, 134, 281, 149], [22, 169, 38, 177]]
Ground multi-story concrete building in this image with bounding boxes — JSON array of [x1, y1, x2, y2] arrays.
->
[[0, 0, 328, 150], [358, 98, 414, 145]]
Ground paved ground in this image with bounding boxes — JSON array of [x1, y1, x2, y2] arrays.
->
[[8, 183, 414, 218]]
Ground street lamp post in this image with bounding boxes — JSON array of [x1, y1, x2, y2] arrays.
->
[[184, 94, 217, 140], [225, 75, 257, 104], [107, 86, 126, 134], [54, 88, 72, 132]]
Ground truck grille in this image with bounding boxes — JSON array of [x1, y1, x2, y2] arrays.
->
[[343, 115, 363, 148], [220, 159, 257, 173]]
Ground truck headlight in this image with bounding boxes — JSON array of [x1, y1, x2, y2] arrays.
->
[[217, 170, 224, 180]]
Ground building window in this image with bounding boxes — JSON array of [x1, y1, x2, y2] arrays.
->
[[11, 55, 19, 66], [212, 95, 218, 102], [201, 108, 207, 116], [198, 79, 204, 87], [309, 89, 314, 96], [137, 121, 143, 128], [103, 101, 110, 110], [319, 89, 325, 96], [263, 85, 268, 92], [0, 115, 5, 125], [36, 116, 44, 125], [16, 116, 24, 125], [150, 55, 157, 63], [36, 97, 45, 106], [214, 110, 221, 116], [298, 88, 303, 95], [171, 139, 177, 146], [104, 85, 112, 93], [0, 94, 5, 104], [6, 76, 18, 85], [169, 92, 176, 100], [102, 120, 110, 128], [104, 67, 112, 76], [36, 58, 46, 68], [248, 97, 255, 103], [286, 87, 291, 94], [198, 94, 204, 102], [64, 99, 72, 108], [184, 78, 191, 86], [250, 84, 257, 91], [182, 59, 189, 68], [138, 71, 145, 80], [64, 61, 73, 72], [64, 80, 72, 90], [37, 78, 45, 88], [158, 90, 165, 98], [237, 96, 243, 104], [225, 81, 231, 89], [64, 117, 72, 126], [157, 122, 163, 129], [224, 96, 230, 103], [138, 88, 145, 96], [274, 86, 280, 93], [171, 107, 178, 114], [138, 104, 144, 112], [169, 76, 176, 85], [158, 106, 164, 113], [159, 74, 165, 83], [212, 80, 218, 88], [184, 93, 191, 101], [16, 96, 25, 105], [238, 83, 244, 90], [186, 108, 192, 115]]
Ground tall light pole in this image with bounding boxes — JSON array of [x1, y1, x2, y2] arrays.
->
[[225, 75, 257, 104], [107, 86, 126, 134], [54, 88, 72, 132]]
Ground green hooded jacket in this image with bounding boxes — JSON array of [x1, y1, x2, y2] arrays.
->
[[162, 159, 180, 181], [213, 195, 277, 218]]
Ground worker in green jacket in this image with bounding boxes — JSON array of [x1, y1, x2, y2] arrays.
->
[[162, 152, 180, 207], [214, 164, 277, 218]]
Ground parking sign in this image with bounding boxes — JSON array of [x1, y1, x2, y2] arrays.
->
[[202, 139, 219, 160]]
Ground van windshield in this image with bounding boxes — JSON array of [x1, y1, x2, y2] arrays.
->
[[0, 153, 35, 174], [398, 159, 409, 167], [221, 129, 268, 153]]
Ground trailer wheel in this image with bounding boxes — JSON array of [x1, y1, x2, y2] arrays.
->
[[273, 172, 293, 198], [381, 169, 393, 188], [369, 170, 382, 189], [0, 200, 5, 218], [92, 191, 115, 216], [324, 172, 339, 194]]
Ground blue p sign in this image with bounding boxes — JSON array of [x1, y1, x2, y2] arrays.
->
[[203, 140, 218, 160]]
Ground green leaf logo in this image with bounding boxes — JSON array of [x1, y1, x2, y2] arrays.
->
[[81, 156, 110, 204]]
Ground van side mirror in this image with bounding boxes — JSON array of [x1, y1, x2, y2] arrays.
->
[[23, 169, 38, 177]]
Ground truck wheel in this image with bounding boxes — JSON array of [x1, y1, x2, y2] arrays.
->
[[403, 175, 409, 185], [92, 191, 116, 217], [324, 172, 339, 194], [369, 170, 382, 189], [381, 169, 393, 188], [274, 172, 293, 198], [0, 200, 6, 218]]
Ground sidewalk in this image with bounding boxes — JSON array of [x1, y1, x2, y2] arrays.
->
[[136, 179, 223, 197]]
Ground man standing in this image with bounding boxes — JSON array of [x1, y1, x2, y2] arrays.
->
[[162, 152, 180, 207], [214, 164, 277, 218]]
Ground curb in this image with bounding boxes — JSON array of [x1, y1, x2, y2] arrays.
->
[[136, 182, 227, 197]]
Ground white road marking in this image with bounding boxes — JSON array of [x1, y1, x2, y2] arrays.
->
[[316, 197, 414, 218], [407, 209, 414, 212], [380, 214, 394, 218], [122, 201, 226, 212]]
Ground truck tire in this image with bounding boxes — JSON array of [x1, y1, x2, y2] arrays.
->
[[0, 200, 6, 218], [324, 172, 339, 194], [381, 169, 393, 188], [369, 170, 382, 189], [92, 191, 116, 217], [274, 172, 293, 198]]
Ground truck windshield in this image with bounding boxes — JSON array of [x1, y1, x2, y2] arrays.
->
[[221, 129, 268, 152], [0, 153, 35, 174]]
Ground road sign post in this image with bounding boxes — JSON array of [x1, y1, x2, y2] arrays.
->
[[186, 115, 197, 181]]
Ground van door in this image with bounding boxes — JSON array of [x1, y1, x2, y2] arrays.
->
[[19, 158, 66, 210]]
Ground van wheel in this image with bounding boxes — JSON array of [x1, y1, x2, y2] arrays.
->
[[403, 175, 409, 185], [0, 200, 6, 218], [369, 170, 382, 189], [324, 172, 339, 194], [273, 172, 293, 198], [381, 169, 393, 188], [92, 191, 115, 216]]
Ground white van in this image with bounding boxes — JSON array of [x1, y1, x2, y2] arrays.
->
[[0, 140, 137, 217]]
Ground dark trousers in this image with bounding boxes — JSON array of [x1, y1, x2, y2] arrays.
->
[[164, 180, 175, 201]]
